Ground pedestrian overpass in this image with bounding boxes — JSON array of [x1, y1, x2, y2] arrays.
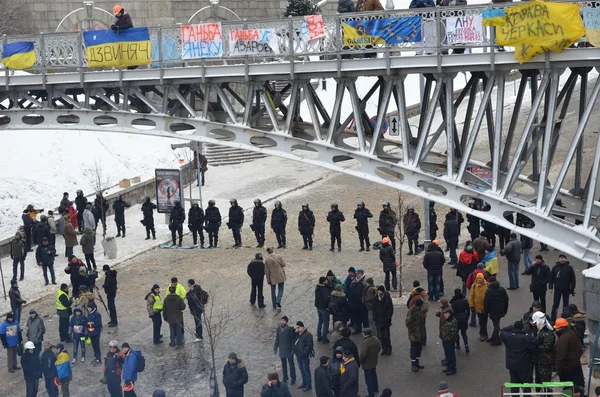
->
[[2, 4, 600, 264]]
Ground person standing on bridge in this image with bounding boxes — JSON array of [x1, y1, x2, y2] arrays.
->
[[252, 199, 268, 248], [327, 203, 345, 252], [112, 5, 133, 31], [298, 203, 315, 250], [228, 199, 244, 248], [271, 201, 287, 249], [354, 201, 373, 252], [378, 202, 397, 251], [205, 200, 221, 248]]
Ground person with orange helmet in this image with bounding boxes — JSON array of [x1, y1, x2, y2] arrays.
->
[[554, 317, 585, 394], [111, 5, 133, 31]]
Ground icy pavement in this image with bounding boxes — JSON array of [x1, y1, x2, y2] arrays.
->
[[0, 155, 329, 314]]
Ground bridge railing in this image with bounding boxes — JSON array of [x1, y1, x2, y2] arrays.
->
[[0, 1, 595, 73]]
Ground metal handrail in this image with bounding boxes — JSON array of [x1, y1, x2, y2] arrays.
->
[[0, 1, 595, 74]]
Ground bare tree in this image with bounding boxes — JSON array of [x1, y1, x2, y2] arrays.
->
[[393, 192, 406, 296], [0, 0, 33, 35], [83, 158, 111, 238]]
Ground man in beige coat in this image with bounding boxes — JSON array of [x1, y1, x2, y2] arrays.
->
[[264, 247, 287, 309]]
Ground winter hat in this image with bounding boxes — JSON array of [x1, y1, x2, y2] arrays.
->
[[377, 286, 385, 292], [438, 381, 449, 392], [342, 349, 353, 357], [103, 265, 111, 271], [488, 276, 497, 283], [380, 389, 392, 397], [335, 285, 343, 292], [510, 233, 517, 238], [513, 321, 524, 330], [362, 328, 372, 335], [42, 237, 48, 242], [476, 273, 485, 281], [415, 299, 423, 308], [152, 391, 166, 397], [255, 253, 263, 260], [87, 302, 97, 310], [454, 288, 462, 297], [29, 309, 37, 315], [48, 210, 54, 215], [442, 307, 453, 314], [366, 277, 374, 285], [10, 279, 17, 286], [56, 343, 65, 352], [477, 262, 485, 269], [74, 307, 83, 314], [559, 254, 567, 259], [296, 321, 305, 328], [319, 355, 329, 365], [60, 283, 68, 290], [281, 316, 289, 323], [6, 313, 14, 320], [335, 346, 344, 354], [356, 269, 364, 275], [152, 284, 160, 291], [319, 276, 327, 284], [566, 304, 579, 314], [415, 287, 425, 293], [79, 267, 86, 274], [121, 342, 130, 349], [327, 270, 334, 277], [267, 372, 278, 381], [532, 301, 542, 309], [413, 280, 420, 288], [348, 267, 356, 273], [228, 352, 238, 360]]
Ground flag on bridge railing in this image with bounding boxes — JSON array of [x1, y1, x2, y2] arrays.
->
[[84, 27, 151, 68], [493, 0, 585, 63], [583, 8, 600, 47], [342, 16, 421, 46], [2, 41, 36, 70], [481, 9, 506, 27]]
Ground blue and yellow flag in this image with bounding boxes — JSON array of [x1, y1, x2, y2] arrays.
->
[[343, 17, 421, 47], [2, 41, 36, 70], [482, 9, 506, 27], [84, 27, 151, 68], [496, 0, 584, 63]]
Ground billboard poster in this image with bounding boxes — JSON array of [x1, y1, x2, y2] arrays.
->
[[155, 169, 183, 213]]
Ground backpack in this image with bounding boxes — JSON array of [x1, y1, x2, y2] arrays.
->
[[199, 288, 209, 305], [136, 354, 146, 372]]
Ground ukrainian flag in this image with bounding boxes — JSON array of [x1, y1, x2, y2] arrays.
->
[[84, 27, 151, 68], [482, 9, 506, 27], [2, 41, 36, 70]]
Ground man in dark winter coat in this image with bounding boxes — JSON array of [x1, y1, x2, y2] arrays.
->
[[141, 196, 157, 240], [261, 372, 291, 397], [22, 206, 35, 252], [41, 341, 58, 397], [445, 209, 464, 233], [484, 277, 509, 345], [339, 350, 359, 397], [549, 254, 576, 321], [429, 201, 438, 241], [163, 286, 186, 346], [502, 233, 522, 290], [327, 203, 346, 252], [228, 199, 244, 247], [93, 192, 109, 235], [423, 243, 445, 301], [403, 205, 421, 255], [348, 270, 368, 334], [112, 195, 131, 238], [274, 316, 297, 384], [443, 213, 460, 266], [359, 329, 381, 397], [497, 213, 514, 251], [315, 277, 332, 343], [60, 192, 70, 214], [466, 202, 480, 241], [169, 200, 185, 247], [378, 202, 397, 250], [523, 255, 550, 312], [10, 232, 26, 282], [21, 341, 42, 397], [252, 199, 268, 248], [332, 327, 360, 367], [188, 201, 205, 247], [372, 286, 393, 355], [314, 356, 334, 397], [102, 265, 118, 327], [354, 201, 373, 251], [379, 237, 397, 291], [9, 280, 26, 324], [500, 321, 541, 394], [205, 199, 221, 248], [298, 203, 316, 250], [32, 215, 51, 247], [187, 279, 205, 341], [271, 201, 287, 249], [294, 321, 314, 391], [328, 285, 351, 325], [223, 352, 248, 397], [247, 253, 266, 308], [450, 289, 470, 352], [75, 190, 87, 233], [337, 0, 354, 13], [36, 237, 57, 285], [554, 318, 585, 393]]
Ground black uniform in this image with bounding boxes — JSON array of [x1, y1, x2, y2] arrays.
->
[[467, 213, 481, 242], [228, 203, 244, 247], [75, 193, 88, 233], [141, 198, 157, 239], [497, 213, 514, 251], [379, 207, 397, 250], [112, 196, 131, 237], [354, 204, 373, 251], [429, 203, 438, 241], [188, 204, 205, 246], [271, 204, 288, 248], [93, 196, 109, 234], [298, 205, 316, 249], [205, 202, 222, 248], [252, 201, 267, 247], [444, 214, 460, 265], [22, 210, 34, 251], [169, 202, 185, 246], [327, 205, 345, 251], [403, 209, 421, 255]]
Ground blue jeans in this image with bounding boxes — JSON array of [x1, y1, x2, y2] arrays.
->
[[169, 323, 183, 345], [507, 260, 519, 289], [297, 357, 311, 388], [522, 249, 533, 269], [427, 274, 441, 301], [72, 335, 86, 359], [317, 309, 330, 341], [270, 283, 284, 307], [363, 368, 379, 394], [443, 342, 456, 372], [12, 308, 21, 325]]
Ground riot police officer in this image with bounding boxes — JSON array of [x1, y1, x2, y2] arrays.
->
[[354, 200, 373, 252], [252, 199, 267, 248], [205, 200, 222, 248], [228, 199, 244, 248], [169, 200, 185, 247], [298, 203, 315, 250], [188, 200, 205, 247], [379, 201, 397, 250], [271, 201, 287, 248], [327, 203, 345, 252]]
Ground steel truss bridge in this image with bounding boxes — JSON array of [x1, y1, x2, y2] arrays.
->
[[2, 3, 600, 263]]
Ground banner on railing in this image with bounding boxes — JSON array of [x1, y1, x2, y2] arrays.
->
[[446, 15, 483, 44], [583, 8, 600, 47], [302, 15, 325, 41], [181, 23, 223, 59], [84, 27, 151, 68], [229, 29, 279, 56], [2, 41, 36, 70], [342, 16, 421, 46], [484, 0, 584, 63]]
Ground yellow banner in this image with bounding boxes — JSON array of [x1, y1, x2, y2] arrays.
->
[[497, 0, 584, 63], [85, 40, 151, 68]]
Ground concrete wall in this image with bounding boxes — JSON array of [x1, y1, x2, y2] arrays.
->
[[25, 0, 337, 33]]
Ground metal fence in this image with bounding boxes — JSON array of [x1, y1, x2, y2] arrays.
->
[[0, 1, 596, 72]]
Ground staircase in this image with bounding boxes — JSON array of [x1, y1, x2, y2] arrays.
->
[[203, 144, 268, 167]]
